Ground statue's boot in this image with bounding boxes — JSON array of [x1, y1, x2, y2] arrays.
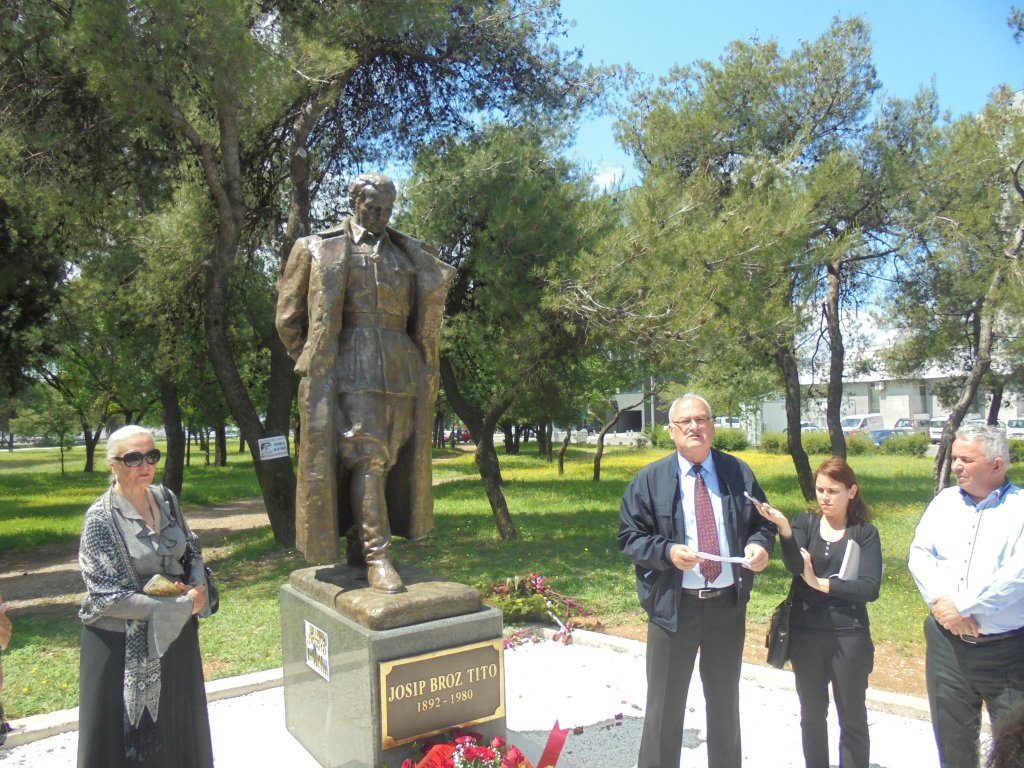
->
[[352, 470, 405, 594]]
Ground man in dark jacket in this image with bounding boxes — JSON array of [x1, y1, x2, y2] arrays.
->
[[618, 394, 776, 768]]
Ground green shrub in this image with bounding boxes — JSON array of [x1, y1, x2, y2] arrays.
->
[[759, 430, 829, 455], [1010, 439, 1024, 465], [484, 592, 551, 623], [759, 431, 788, 454], [845, 434, 876, 455], [801, 431, 832, 455], [482, 573, 588, 627], [879, 433, 929, 457], [644, 424, 669, 449], [713, 428, 749, 451]]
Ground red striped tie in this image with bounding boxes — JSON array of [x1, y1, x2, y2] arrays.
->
[[693, 463, 722, 582]]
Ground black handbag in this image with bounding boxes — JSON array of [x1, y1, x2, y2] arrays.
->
[[765, 578, 796, 669], [162, 487, 220, 615]]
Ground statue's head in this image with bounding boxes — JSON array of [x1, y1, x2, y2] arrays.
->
[[349, 173, 397, 235]]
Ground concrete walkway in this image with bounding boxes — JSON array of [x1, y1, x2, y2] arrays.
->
[[0, 628, 955, 767]]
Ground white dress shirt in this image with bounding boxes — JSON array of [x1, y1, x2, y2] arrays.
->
[[908, 482, 1024, 634], [676, 453, 734, 590]]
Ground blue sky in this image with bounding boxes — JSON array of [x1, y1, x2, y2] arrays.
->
[[558, 0, 1024, 187]]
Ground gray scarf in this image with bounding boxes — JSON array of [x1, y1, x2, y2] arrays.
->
[[78, 488, 163, 737]]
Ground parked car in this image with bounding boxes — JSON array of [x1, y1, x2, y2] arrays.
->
[[443, 428, 473, 444], [965, 417, 1006, 433], [1008, 419, 1024, 440], [893, 417, 930, 434], [840, 413, 884, 435], [868, 429, 900, 447], [715, 416, 742, 429], [929, 416, 1006, 442], [782, 421, 822, 433]]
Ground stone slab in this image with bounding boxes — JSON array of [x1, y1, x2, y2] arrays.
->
[[281, 583, 505, 768], [289, 563, 483, 631]]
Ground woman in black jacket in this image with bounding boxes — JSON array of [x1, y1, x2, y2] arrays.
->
[[757, 457, 882, 768]]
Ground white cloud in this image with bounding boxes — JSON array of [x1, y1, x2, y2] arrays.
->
[[590, 165, 625, 192]]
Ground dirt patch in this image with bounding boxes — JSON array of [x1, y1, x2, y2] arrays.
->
[[602, 621, 927, 699]]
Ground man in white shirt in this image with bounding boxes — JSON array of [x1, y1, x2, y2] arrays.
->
[[909, 424, 1024, 768]]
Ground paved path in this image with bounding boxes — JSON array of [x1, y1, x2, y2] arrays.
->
[[0, 629, 959, 768]]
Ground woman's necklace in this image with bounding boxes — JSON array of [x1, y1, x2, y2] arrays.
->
[[144, 490, 161, 531]]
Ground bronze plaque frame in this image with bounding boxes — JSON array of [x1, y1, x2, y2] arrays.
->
[[379, 638, 505, 749]]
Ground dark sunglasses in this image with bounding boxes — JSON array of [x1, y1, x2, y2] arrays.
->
[[113, 449, 161, 467]]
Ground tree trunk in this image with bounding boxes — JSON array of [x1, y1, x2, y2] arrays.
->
[[825, 264, 848, 459], [775, 340, 815, 500], [171, 88, 300, 546], [536, 422, 548, 458], [159, 379, 185, 496], [592, 395, 646, 482], [544, 422, 554, 462], [934, 272, 1003, 495], [508, 425, 521, 455], [439, 357, 517, 539], [557, 430, 571, 476], [199, 428, 211, 465], [592, 426, 612, 482], [986, 381, 1005, 424], [433, 412, 445, 448], [204, 233, 296, 546], [81, 424, 103, 473], [213, 423, 227, 467], [475, 430, 517, 540]]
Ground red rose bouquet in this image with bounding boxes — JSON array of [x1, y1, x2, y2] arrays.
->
[[404, 734, 535, 768]]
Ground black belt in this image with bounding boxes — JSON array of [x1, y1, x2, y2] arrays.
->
[[681, 587, 731, 600], [945, 625, 1024, 645]]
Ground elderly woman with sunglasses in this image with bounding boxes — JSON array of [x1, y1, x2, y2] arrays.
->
[[76, 425, 213, 768]]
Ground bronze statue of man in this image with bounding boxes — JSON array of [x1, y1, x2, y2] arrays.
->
[[276, 173, 454, 593]]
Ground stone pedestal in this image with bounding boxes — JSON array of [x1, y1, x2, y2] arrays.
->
[[281, 563, 505, 768]]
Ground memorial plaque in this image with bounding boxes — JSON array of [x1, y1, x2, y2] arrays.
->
[[379, 638, 505, 749]]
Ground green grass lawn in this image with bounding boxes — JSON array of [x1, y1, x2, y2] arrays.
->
[[2, 442, 1015, 718], [0, 444, 263, 552]]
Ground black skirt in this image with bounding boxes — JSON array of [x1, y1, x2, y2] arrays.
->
[[77, 618, 214, 767]]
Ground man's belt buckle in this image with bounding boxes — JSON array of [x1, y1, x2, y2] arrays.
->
[[959, 633, 979, 645], [697, 588, 717, 599]]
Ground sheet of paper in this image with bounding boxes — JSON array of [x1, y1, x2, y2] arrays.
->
[[696, 552, 752, 565]]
